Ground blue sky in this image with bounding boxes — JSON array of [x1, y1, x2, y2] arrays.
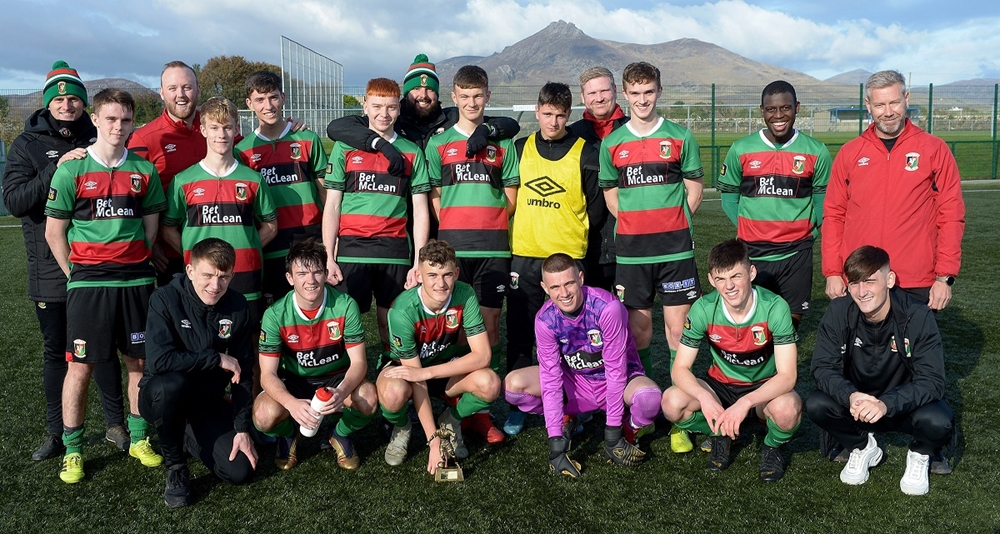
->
[[1, 0, 998, 90]]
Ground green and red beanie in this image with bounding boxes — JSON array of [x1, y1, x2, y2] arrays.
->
[[43, 60, 88, 108], [402, 54, 439, 96]]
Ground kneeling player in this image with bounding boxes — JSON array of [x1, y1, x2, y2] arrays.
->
[[661, 239, 801, 482], [254, 239, 376, 471], [377, 240, 501, 475], [504, 254, 659, 477]]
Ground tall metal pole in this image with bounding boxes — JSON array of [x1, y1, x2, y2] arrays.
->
[[928, 83, 934, 134], [992, 84, 998, 179], [858, 83, 864, 136], [711, 84, 717, 185]]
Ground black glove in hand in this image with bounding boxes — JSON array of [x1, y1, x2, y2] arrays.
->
[[548, 436, 582, 478], [465, 123, 494, 157], [373, 137, 405, 176], [604, 425, 646, 466]]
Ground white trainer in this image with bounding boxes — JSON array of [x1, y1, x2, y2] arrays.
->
[[384, 421, 412, 466], [840, 433, 883, 485], [900, 449, 931, 495]]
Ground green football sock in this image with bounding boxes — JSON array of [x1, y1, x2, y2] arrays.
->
[[676, 411, 714, 436], [490, 343, 502, 373], [381, 404, 410, 428], [336, 407, 376, 437], [455, 393, 492, 419], [764, 417, 800, 448], [127, 413, 148, 443], [63, 425, 84, 455], [259, 418, 295, 438], [638, 347, 652, 373]]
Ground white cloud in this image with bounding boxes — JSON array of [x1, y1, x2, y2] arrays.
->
[[1, 0, 998, 89]]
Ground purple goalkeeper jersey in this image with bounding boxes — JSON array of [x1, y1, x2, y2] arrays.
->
[[535, 285, 643, 437]]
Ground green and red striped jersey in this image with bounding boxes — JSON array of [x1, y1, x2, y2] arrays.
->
[[425, 126, 519, 258], [386, 281, 486, 367], [680, 286, 798, 386], [325, 134, 431, 264], [235, 126, 328, 260], [44, 148, 167, 288], [163, 161, 278, 301], [599, 117, 704, 264], [259, 285, 365, 377], [717, 129, 830, 260]]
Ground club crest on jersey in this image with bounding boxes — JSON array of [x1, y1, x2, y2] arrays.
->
[[659, 141, 672, 159], [37, 302, 47, 310], [327, 320, 342, 341], [510, 272, 519, 290], [792, 155, 806, 175], [290, 143, 302, 160], [751, 325, 767, 346], [890, 335, 911, 356], [905, 152, 920, 171], [445, 309, 459, 330], [235, 182, 248, 201], [58, 81, 67, 95], [218, 319, 233, 339], [614, 285, 625, 302], [486, 146, 497, 162], [48, 187, 58, 201], [130, 174, 143, 193], [588, 329, 603, 347]]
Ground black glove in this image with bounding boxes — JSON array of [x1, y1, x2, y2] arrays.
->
[[373, 137, 405, 177], [604, 425, 646, 466], [548, 436, 582, 478], [465, 123, 495, 157]]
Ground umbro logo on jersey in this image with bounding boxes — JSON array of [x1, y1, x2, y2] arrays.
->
[[854, 337, 863, 347], [84, 181, 98, 190], [857, 157, 870, 167], [181, 320, 191, 329], [165, 143, 177, 153], [193, 188, 205, 197], [46, 150, 59, 159], [446, 148, 459, 157], [617, 149, 629, 159], [287, 334, 300, 343], [496, 284, 506, 293], [709, 334, 722, 343], [801, 302, 809, 310], [525, 176, 566, 198], [749, 160, 762, 170], [351, 156, 364, 165], [251, 154, 262, 163], [686, 290, 698, 299]]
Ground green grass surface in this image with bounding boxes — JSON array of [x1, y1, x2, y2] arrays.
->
[[0, 183, 998, 532]]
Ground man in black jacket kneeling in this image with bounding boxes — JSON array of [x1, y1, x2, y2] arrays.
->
[[139, 238, 257, 508], [806, 245, 953, 496]]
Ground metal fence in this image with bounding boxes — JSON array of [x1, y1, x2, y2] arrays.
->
[[3, 82, 999, 205]]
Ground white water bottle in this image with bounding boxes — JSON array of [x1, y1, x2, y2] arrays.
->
[[299, 387, 333, 437]]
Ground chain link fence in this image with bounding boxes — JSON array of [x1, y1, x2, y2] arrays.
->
[[3, 82, 998, 215]]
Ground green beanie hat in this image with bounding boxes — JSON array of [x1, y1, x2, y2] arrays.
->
[[402, 54, 439, 96], [43, 61, 88, 109]]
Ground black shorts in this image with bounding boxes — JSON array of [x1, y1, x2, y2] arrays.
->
[[377, 358, 451, 399], [262, 256, 292, 306], [277, 370, 347, 400], [247, 298, 266, 329], [615, 258, 701, 309], [458, 257, 510, 309], [336, 262, 408, 312], [65, 284, 153, 363], [752, 250, 812, 314], [703, 374, 765, 409]]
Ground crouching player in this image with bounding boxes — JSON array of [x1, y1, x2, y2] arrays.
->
[[661, 239, 801, 482], [253, 239, 376, 471], [377, 240, 501, 475], [504, 253, 660, 477]]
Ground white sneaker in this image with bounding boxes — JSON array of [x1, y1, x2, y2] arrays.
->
[[840, 433, 883, 485], [900, 449, 930, 495], [384, 421, 412, 466]]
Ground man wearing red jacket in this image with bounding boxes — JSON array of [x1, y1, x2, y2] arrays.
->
[[823, 70, 965, 311]]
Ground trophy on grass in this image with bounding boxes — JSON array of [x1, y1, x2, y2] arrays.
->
[[432, 425, 464, 482]]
